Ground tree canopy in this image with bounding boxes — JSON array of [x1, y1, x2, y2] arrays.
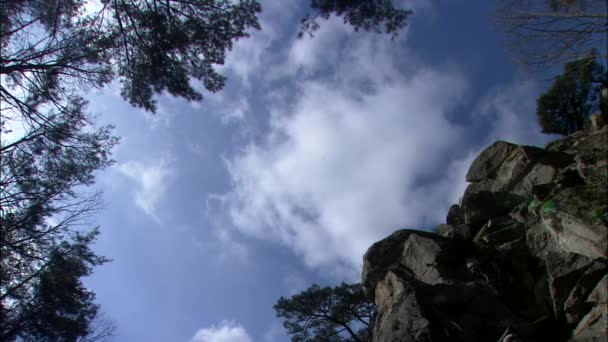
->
[[274, 283, 376, 342], [1, 233, 110, 341], [536, 56, 607, 135], [1, 0, 411, 116], [300, 0, 412, 38]]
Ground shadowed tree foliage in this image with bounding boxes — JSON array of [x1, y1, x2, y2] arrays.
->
[[0, 103, 117, 340], [536, 56, 607, 135], [300, 0, 412, 38], [274, 283, 376, 342], [1, 233, 109, 341], [108, 0, 262, 111], [0, 0, 263, 115], [1, 1, 119, 340]]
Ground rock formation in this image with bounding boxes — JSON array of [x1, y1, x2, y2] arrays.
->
[[362, 125, 607, 342]]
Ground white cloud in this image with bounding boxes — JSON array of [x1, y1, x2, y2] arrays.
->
[[222, 31, 471, 277], [222, 0, 299, 85], [286, 17, 350, 73], [217, 1, 551, 278], [263, 322, 289, 342], [220, 97, 251, 125], [281, 273, 309, 295], [190, 321, 252, 342], [476, 80, 557, 147], [191, 228, 249, 263], [118, 157, 174, 222]]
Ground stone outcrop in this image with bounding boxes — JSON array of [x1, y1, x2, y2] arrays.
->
[[362, 126, 607, 342]]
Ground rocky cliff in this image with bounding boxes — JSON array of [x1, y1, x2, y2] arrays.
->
[[362, 125, 607, 342]]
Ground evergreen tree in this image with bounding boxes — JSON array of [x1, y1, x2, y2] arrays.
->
[[274, 283, 375, 342], [536, 56, 606, 135], [1, 233, 108, 341], [300, 0, 412, 38]]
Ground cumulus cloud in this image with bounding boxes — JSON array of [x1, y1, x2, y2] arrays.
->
[[118, 157, 174, 222], [218, 3, 549, 278], [190, 321, 252, 342], [220, 26, 472, 277]]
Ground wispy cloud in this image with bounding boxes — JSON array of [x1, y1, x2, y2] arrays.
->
[[191, 228, 249, 264], [221, 0, 299, 86], [263, 322, 289, 342], [118, 156, 174, 222], [190, 321, 252, 342], [476, 80, 556, 146]]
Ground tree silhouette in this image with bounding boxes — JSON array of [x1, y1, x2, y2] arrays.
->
[[536, 56, 606, 135], [0, 231, 110, 341], [301, 0, 412, 38], [274, 283, 375, 342]]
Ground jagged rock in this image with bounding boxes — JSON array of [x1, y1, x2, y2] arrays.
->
[[545, 252, 594, 320], [467, 142, 574, 195], [370, 272, 533, 342], [435, 223, 472, 241], [525, 223, 562, 259], [571, 274, 608, 341], [587, 273, 607, 303], [362, 230, 468, 296], [362, 229, 420, 296], [371, 271, 436, 342], [363, 128, 607, 342], [466, 141, 518, 182], [564, 260, 607, 324], [473, 216, 525, 248], [538, 187, 608, 259], [461, 184, 525, 226], [446, 204, 465, 226]]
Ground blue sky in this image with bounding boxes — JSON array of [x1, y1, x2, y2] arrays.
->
[[83, 1, 557, 341]]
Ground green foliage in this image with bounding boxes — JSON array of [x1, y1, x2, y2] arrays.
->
[[1, 231, 108, 342], [536, 56, 607, 135], [1, 0, 262, 113], [528, 198, 541, 211], [541, 199, 558, 214], [591, 206, 608, 225], [274, 283, 375, 342], [1, 3, 118, 338], [108, 0, 262, 111], [300, 0, 412, 38], [0, 101, 116, 340], [1, 1, 409, 116]]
